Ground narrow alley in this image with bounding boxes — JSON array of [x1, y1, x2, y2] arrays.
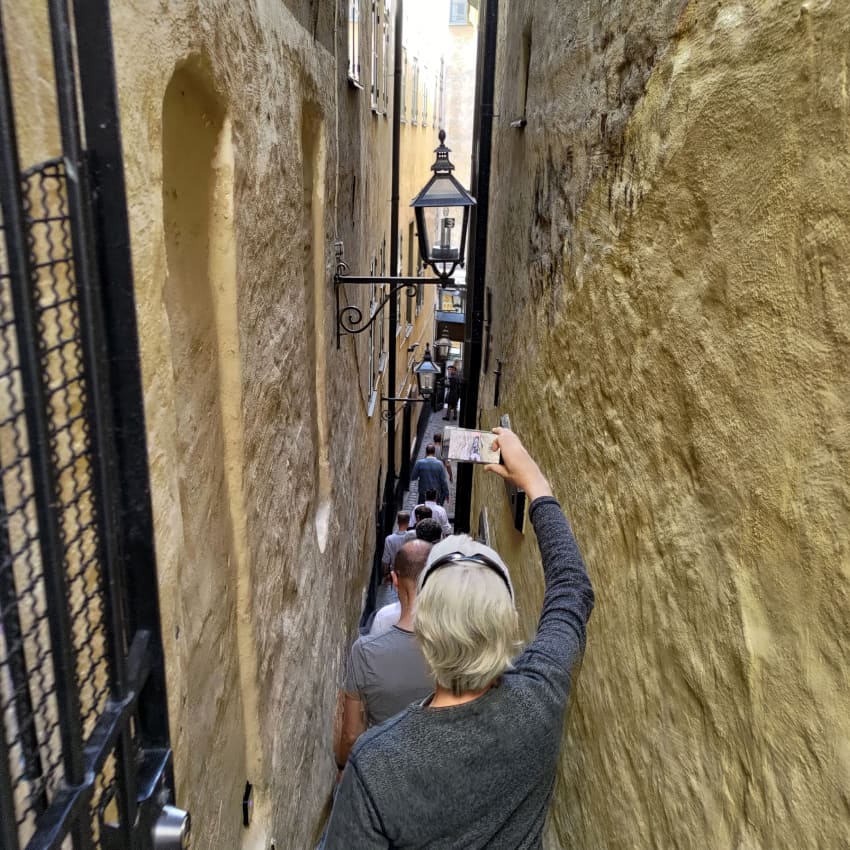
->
[[1, 0, 849, 849]]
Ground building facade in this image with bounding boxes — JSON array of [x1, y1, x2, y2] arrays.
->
[[0, 1, 446, 848]]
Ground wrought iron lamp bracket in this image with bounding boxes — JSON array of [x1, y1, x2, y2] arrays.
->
[[334, 259, 454, 348], [380, 395, 430, 423]]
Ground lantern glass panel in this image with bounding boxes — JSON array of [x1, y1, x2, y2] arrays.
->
[[417, 369, 437, 398]]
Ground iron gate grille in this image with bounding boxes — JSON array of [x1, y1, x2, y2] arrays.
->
[[0, 157, 115, 848], [0, 0, 178, 848]]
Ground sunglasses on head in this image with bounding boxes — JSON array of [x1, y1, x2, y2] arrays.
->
[[422, 551, 514, 600]]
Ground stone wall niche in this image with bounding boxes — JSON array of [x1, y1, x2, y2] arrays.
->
[[301, 103, 333, 552], [161, 62, 249, 850]]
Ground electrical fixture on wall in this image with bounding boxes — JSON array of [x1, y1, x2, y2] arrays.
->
[[334, 130, 476, 347]]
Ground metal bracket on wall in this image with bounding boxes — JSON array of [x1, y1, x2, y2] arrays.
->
[[333, 242, 452, 348], [499, 413, 526, 533]]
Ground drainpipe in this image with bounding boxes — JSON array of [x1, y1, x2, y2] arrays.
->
[[454, 0, 498, 533], [382, 0, 404, 541], [365, 0, 404, 627]]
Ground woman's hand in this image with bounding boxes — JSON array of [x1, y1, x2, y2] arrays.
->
[[484, 428, 553, 502]]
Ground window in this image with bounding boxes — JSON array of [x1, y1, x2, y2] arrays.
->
[[432, 73, 438, 128], [514, 28, 532, 125], [370, 1, 380, 110], [382, 3, 390, 112], [406, 222, 416, 324], [401, 48, 408, 122], [415, 236, 424, 316], [438, 59, 446, 128], [368, 257, 377, 387], [379, 242, 388, 351], [348, 0, 361, 84], [411, 58, 419, 125], [449, 0, 468, 25], [423, 77, 429, 127]]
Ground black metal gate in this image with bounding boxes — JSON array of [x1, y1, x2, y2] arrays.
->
[[0, 1, 184, 848]]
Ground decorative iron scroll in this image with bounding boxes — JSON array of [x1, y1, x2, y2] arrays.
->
[[335, 261, 420, 337]]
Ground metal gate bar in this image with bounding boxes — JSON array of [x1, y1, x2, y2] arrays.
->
[[0, 0, 183, 845], [0, 6, 89, 842], [46, 0, 138, 843], [0, 476, 47, 808]]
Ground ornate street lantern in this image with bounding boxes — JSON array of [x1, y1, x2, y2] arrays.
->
[[411, 130, 477, 279], [434, 330, 452, 363], [414, 344, 441, 400]]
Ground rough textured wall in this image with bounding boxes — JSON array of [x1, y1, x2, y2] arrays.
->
[[477, 1, 850, 848], [5, 0, 421, 846], [108, 1, 390, 847]]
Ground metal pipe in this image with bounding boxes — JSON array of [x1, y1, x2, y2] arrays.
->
[[454, 0, 499, 533], [382, 0, 404, 536]]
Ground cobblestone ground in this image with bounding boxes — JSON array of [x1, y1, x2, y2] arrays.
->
[[400, 407, 459, 532]]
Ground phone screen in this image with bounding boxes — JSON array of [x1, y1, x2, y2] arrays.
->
[[446, 428, 500, 464]]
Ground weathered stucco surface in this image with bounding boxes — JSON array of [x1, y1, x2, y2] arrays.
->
[[112, 3, 393, 846], [477, 1, 850, 848], [7, 1, 399, 848]]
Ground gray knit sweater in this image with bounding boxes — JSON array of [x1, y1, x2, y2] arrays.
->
[[323, 497, 594, 849]]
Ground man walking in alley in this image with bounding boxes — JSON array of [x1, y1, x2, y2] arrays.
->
[[410, 504, 432, 530], [324, 429, 595, 849], [415, 488, 451, 537], [411, 443, 450, 506], [433, 432, 453, 485], [443, 363, 459, 421], [369, 519, 442, 636], [374, 510, 417, 613], [335, 539, 434, 768]]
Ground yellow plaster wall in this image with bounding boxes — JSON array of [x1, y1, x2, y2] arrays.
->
[[477, 1, 850, 848], [5, 1, 393, 847]]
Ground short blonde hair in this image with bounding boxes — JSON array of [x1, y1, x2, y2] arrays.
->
[[414, 535, 520, 695]]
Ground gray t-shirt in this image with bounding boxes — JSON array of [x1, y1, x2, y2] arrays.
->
[[325, 497, 595, 849], [344, 626, 434, 728]]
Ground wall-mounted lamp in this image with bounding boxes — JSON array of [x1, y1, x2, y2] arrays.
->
[[381, 344, 442, 422], [434, 330, 452, 364], [334, 131, 476, 347]]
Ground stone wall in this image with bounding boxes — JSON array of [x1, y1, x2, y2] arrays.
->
[[475, 1, 850, 848], [116, 3, 402, 846], [6, 1, 399, 847]]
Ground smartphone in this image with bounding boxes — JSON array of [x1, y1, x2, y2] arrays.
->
[[446, 427, 501, 464]]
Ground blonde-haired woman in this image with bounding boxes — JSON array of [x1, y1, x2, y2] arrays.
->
[[323, 428, 595, 849]]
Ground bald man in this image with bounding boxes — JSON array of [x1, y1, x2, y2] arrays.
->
[[336, 540, 435, 768]]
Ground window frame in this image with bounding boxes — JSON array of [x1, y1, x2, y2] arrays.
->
[[370, 1, 379, 110], [382, 2, 390, 113], [348, 0, 362, 86], [422, 69, 429, 126], [449, 0, 468, 25], [401, 47, 408, 122], [411, 58, 419, 126]]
